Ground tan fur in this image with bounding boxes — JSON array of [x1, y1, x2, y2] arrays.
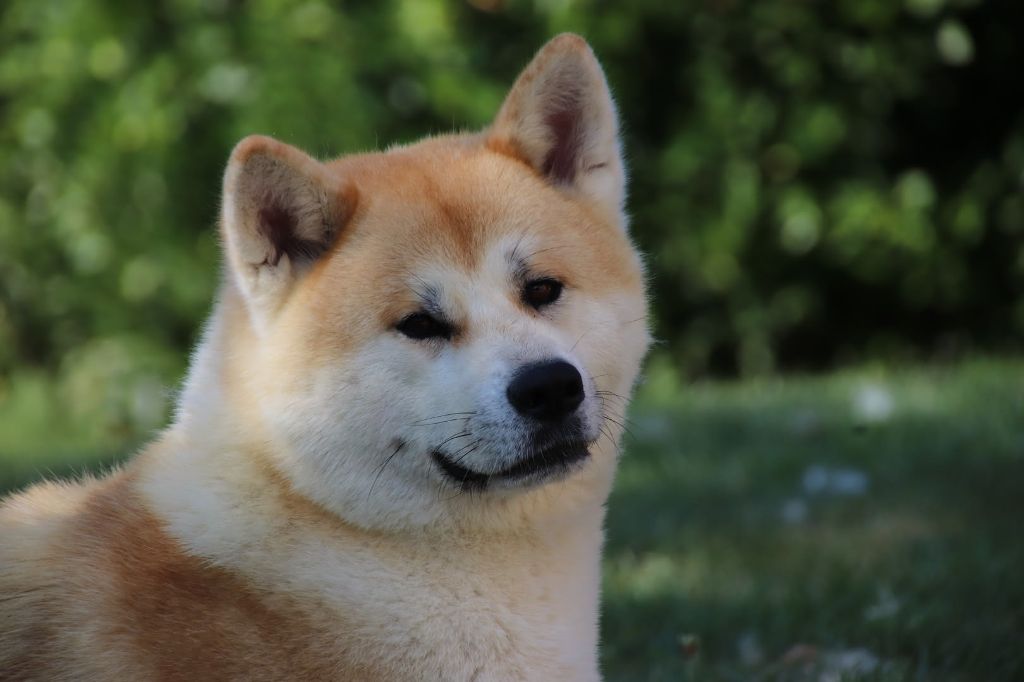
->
[[1, 469, 374, 681], [1, 35, 649, 681]]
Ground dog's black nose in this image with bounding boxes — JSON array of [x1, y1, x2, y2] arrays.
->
[[506, 360, 585, 422]]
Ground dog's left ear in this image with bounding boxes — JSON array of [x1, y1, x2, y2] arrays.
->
[[220, 135, 355, 328], [488, 34, 626, 222]]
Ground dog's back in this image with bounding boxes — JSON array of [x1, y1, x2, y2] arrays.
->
[[1, 468, 384, 680], [2, 477, 97, 679]]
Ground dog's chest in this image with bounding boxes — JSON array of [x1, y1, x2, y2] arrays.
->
[[275, 534, 602, 681]]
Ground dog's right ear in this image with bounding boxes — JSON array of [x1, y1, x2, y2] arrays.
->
[[220, 135, 354, 326], [487, 34, 626, 224]]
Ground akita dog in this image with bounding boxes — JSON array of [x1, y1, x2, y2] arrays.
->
[[0, 34, 649, 681]]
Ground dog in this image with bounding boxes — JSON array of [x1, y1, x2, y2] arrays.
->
[[0, 34, 649, 681]]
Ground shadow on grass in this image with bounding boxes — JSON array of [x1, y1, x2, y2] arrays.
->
[[601, 367, 1024, 681]]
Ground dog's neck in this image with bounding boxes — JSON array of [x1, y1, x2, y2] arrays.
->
[[134, 431, 606, 679]]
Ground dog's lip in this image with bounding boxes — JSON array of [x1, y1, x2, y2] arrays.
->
[[432, 440, 591, 490]]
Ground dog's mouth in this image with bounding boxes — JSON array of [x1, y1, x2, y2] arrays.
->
[[432, 439, 591, 492]]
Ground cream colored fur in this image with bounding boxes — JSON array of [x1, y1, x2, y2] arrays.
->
[[1, 34, 649, 681]]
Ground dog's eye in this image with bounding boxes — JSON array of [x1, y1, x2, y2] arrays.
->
[[523, 278, 563, 309], [396, 312, 453, 341]]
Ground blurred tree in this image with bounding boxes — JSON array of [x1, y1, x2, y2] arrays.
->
[[0, 0, 1022, 445]]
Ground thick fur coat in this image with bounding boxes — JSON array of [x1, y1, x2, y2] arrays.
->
[[0, 35, 650, 681]]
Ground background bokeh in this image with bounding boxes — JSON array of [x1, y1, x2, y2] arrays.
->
[[1, 1, 1023, 680], [2, 0, 1023, 448]]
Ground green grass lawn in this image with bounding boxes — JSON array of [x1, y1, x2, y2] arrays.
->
[[602, 359, 1024, 681], [2, 359, 1022, 680]]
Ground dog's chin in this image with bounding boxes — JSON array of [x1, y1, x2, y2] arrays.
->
[[432, 440, 592, 493]]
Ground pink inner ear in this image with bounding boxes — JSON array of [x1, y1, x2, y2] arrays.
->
[[257, 199, 326, 267], [541, 99, 583, 184], [257, 202, 293, 267], [539, 75, 589, 185]]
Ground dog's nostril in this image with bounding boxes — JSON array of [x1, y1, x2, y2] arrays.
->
[[506, 360, 584, 422], [528, 390, 545, 409]]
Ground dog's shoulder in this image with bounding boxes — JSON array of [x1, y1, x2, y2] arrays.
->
[[0, 469, 376, 681], [1, 474, 110, 680]]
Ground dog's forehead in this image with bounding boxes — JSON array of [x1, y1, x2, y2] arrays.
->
[[307, 139, 640, 312], [330, 142, 567, 263]]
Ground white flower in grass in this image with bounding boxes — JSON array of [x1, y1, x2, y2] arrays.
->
[[819, 648, 880, 681], [802, 464, 829, 494], [830, 467, 869, 496], [802, 465, 870, 497], [852, 383, 895, 423], [781, 497, 809, 525]]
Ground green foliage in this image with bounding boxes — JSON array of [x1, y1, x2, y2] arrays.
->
[[1, 0, 1023, 441]]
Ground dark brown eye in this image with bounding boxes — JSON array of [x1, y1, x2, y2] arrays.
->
[[523, 278, 563, 309], [396, 312, 453, 340]]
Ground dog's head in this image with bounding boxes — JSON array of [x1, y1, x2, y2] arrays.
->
[[207, 35, 649, 531]]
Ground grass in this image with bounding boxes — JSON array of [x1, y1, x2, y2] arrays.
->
[[2, 359, 1022, 680], [601, 358, 1024, 681]]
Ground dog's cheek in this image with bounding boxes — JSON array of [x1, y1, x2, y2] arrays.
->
[[570, 293, 648, 396]]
